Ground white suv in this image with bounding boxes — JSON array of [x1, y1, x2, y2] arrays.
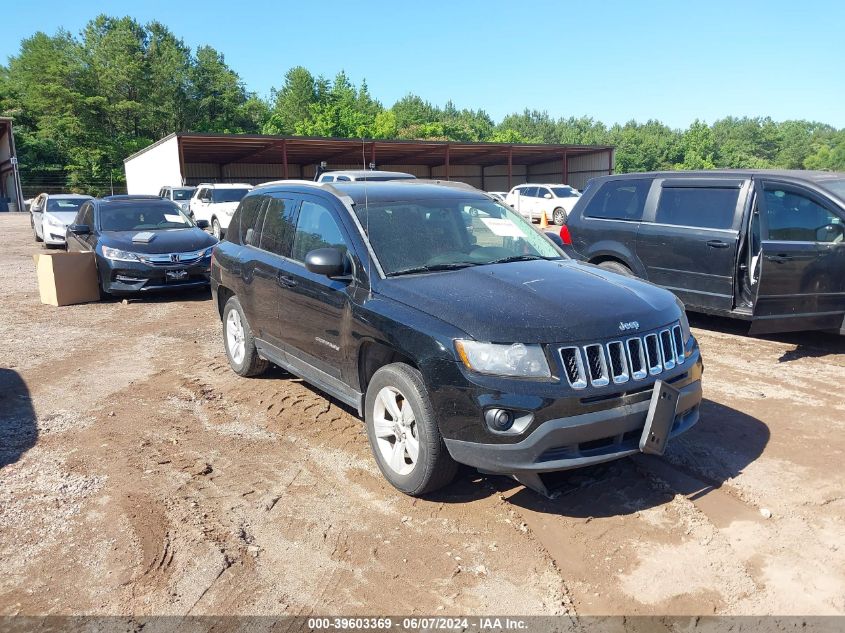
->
[[505, 184, 581, 225], [190, 183, 253, 239]]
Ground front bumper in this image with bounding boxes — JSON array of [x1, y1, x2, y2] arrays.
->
[[44, 227, 68, 245], [444, 378, 701, 475], [99, 256, 212, 295]]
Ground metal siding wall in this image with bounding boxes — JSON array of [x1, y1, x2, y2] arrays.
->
[[567, 151, 614, 191], [124, 135, 182, 194]]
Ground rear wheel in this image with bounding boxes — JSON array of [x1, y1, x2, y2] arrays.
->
[[222, 296, 268, 377], [597, 260, 634, 277], [552, 208, 567, 225], [365, 363, 458, 496]]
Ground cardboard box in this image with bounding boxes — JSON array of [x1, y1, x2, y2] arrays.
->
[[33, 252, 101, 306]]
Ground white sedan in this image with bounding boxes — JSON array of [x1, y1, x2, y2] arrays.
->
[[30, 193, 94, 247]]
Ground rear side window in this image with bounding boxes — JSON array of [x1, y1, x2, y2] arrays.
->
[[655, 187, 739, 229], [291, 200, 348, 262], [583, 179, 650, 221], [258, 196, 298, 255], [236, 195, 266, 246]]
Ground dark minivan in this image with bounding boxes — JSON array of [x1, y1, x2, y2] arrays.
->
[[565, 170, 845, 335], [211, 180, 703, 497]]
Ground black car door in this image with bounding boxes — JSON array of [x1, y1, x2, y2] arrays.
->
[[635, 178, 748, 312], [750, 179, 845, 334], [244, 194, 299, 350], [67, 202, 98, 252], [276, 193, 356, 382]]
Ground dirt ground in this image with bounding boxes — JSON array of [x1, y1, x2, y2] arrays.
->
[[1, 212, 844, 617]]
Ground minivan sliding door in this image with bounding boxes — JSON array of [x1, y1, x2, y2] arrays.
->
[[636, 178, 747, 312]]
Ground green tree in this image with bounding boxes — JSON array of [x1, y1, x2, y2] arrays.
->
[[263, 66, 318, 135], [678, 120, 717, 170]]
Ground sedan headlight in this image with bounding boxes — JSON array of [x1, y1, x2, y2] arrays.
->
[[101, 245, 141, 262], [675, 297, 691, 343], [44, 214, 65, 227], [455, 341, 551, 378]]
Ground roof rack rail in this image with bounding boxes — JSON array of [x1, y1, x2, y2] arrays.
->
[[253, 179, 352, 203], [403, 179, 480, 192]]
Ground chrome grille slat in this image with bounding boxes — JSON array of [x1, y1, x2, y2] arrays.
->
[[659, 329, 675, 371], [606, 341, 629, 384], [559, 322, 685, 389], [559, 346, 587, 389], [583, 344, 609, 387]]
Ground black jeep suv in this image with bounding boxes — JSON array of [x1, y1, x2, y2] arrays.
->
[[211, 180, 703, 496]]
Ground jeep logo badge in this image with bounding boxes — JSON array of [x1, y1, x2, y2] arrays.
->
[[619, 321, 640, 332]]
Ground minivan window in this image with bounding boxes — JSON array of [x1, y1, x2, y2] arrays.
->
[[763, 187, 843, 243], [238, 195, 266, 246], [291, 200, 348, 262], [655, 187, 739, 229], [259, 197, 297, 255], [583, 179, 650, 221]]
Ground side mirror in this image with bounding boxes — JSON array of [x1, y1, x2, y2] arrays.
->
[[816, 223, 844, 242], [69, 224, 90, 235], [544, 193, 552, 199], [195, 219, 210, 229], [305, 248, 346, 278]]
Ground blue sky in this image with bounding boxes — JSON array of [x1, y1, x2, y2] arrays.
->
[[3, 0, 844, 129]]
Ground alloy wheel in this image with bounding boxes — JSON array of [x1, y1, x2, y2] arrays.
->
[[226, 309, 246, 365], [372, 386, 419, 476]]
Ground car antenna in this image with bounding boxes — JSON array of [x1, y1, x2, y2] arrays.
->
[[361, 138, 372, 300]]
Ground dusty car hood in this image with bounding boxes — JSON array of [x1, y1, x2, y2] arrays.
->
[[378, 259, 681, 343], [99, 228, 218, 253]]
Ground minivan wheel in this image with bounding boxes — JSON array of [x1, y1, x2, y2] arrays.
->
[[212, 218, 222, 240], [597, 260, 634, 277], [222, 296, 268, 377], [365, 363, 458, 496], [553, 208, 567, 225]]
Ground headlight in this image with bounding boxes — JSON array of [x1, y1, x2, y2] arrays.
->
[[675, 297, 691, 342], [101, 245, 141, 262], [455, 341, 551, 378], [45, 214, 64, 227]]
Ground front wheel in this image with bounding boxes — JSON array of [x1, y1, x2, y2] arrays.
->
[[553, 208, 567, 225], [597, 260, 634, 277], [365, 363, 458, 496], [222, 296, 268, 377], [34, 222, 43, 242], [212, 217, 223, 240]]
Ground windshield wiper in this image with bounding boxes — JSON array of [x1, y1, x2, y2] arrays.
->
[[484, 254, 559, 265], [387, 262, 480, 277]]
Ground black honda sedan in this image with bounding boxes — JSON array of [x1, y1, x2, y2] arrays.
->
[[66, 195, 218, 295]]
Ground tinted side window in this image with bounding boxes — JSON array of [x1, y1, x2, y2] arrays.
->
[[320, 175, 334, 182], [536, 187, 551, 198], [291, 200, 348, 262], [583, 179, 651, 221], [81, 204, 95, 228], [236, 195, 266, 246], [258, 196, 298, 255], [655, 187, 739, 229], [763, 186, 843, 242], [336, 175, 351, 182], [522, 187, 538, 198]]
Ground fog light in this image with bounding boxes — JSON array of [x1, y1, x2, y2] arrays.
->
[[484, 408, 514, 432]]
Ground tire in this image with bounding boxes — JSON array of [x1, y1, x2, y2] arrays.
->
[[365, 363, 458, 496], [597, 260, 634, 277], [34, 223, 43, 242], [222, 296, 268, 377], [212, 217, 223, 240], [552, 208, 567, 225]]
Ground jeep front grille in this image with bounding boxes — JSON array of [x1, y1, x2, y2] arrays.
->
[[559, 324, 685, 390]]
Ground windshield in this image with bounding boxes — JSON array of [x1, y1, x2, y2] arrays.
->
[[354, 198, 563, 276], [47, 198, 87, 213], [551, 187, 579, 198], [99, 202, 194, 231], [821, 179, 845, 200], [172, 188, 194, 201], [212, 188, 249, 203]]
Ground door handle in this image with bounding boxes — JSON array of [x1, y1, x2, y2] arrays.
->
[[277, 274, 298, 288], [706, 240, 729, 249], [765, 253, 792, 263]]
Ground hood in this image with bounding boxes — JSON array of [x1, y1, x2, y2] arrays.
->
[[44, 211, 78, 225], [378, 260, 680, 344], [100, 228, 218, 253]]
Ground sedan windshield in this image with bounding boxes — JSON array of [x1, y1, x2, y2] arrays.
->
[[47, 198, 87, 212], [212, 188, 250, 203], [354, 198, 563, 276], [172, 188, 194, 201], [99, 202, 193, 231]]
